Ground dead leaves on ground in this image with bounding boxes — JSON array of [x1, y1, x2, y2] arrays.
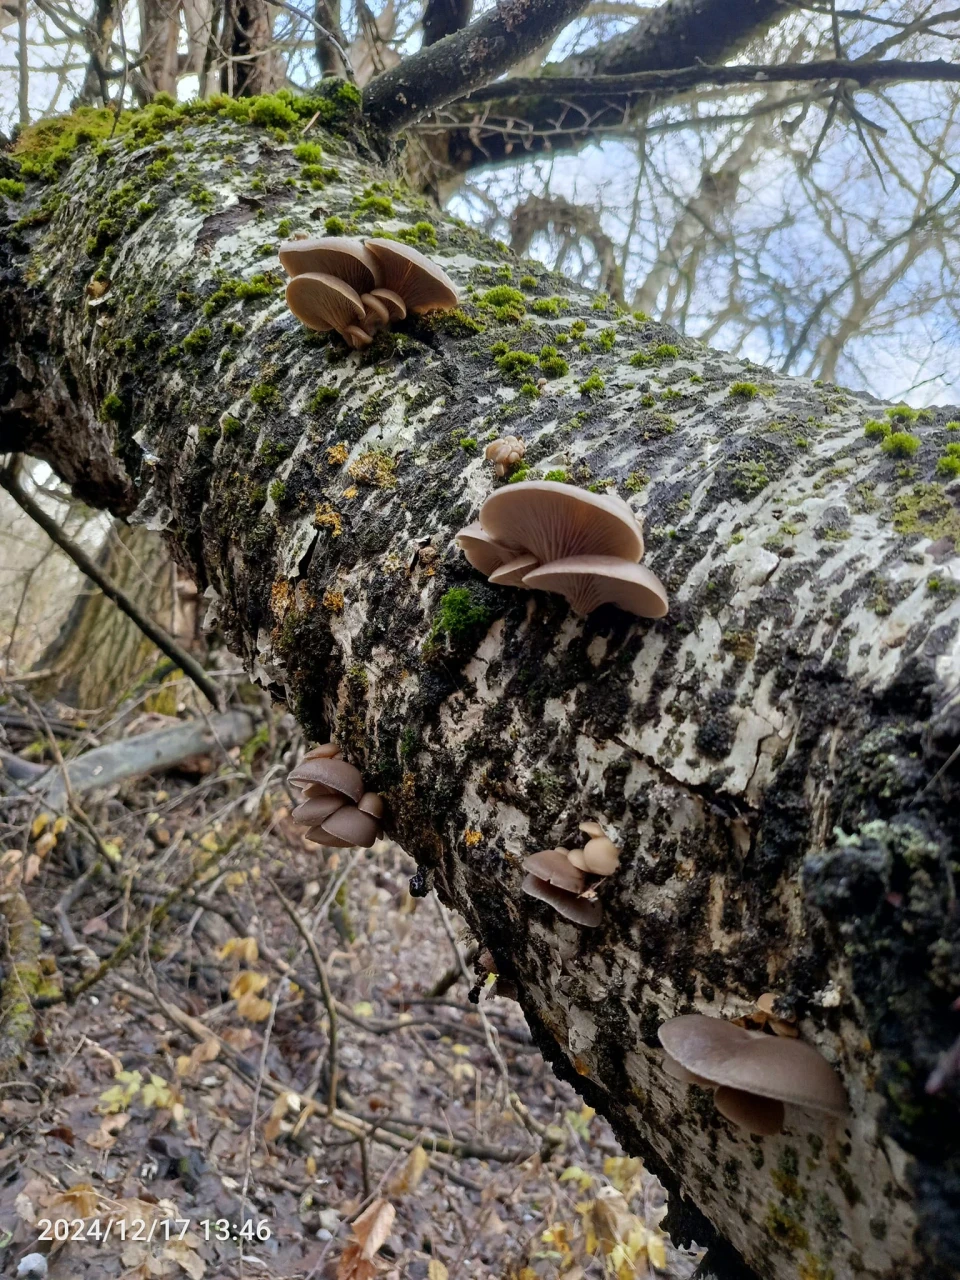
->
[[337, 1198, 396, 1280]]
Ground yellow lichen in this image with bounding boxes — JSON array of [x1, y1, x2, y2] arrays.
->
[[342, 485, 358, 499], [348, 448, 397, 488], [314, 502, 342, 536], [270, 579, 293, 617], [322, 588, 344, 612], [327, 441, 349, 465], [464, 829, 483, 847]]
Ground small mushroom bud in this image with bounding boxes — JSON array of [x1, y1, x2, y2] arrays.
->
[[484, 435, 525, 477], [303, 741, 342, 761], [579, 820, 604, 839], [582, 836, 620, 876]]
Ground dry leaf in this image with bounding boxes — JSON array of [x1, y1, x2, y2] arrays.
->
[[337, 1199, 396, 1280], [23, 854, 41, 884], [34, 831, 57, 858], [164, 1240, 205, 1279], [31, 814, 51, 839], [427, 1263, 448, 1280], [389, 1145, 429, 1195], [236, 992, 272, 1021], [229, 970, 268, 999], [85, 1113, 130, 1150], [219, 937, 259, 964]]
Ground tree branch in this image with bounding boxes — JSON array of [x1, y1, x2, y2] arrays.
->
[[463, 56, 960, 104], [0, 458, 224, 710], [361, 0, 591, 132]]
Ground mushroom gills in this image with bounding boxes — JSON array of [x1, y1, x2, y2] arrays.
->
[[714, 1086, 785, 1136]]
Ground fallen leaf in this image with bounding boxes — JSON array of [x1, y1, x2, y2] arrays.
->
[[236, 992, 272, 1022], [23, 855, 41, 884], [389, 1145, 429, 1195], [229, 970, 269, 1000], [85, 1113, 131, 1150]]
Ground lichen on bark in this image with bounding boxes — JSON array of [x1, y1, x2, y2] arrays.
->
[[2, 93, 960, 1280]]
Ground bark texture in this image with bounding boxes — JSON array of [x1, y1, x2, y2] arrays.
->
[[2, 96, 960, 1280]]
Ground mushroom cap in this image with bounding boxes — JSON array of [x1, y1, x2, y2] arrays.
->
[[579, 820, 605, 839], [489, 554, 540, 588], [305, 825, 354, 848], [360, 292, 390, 327], [286, 272, 365, 335], [582, 836, 620, 876], [658, 1015, 847, 1115], [522, 874, 602, 927], [287, 757, 364, 803], [567, 848, 590, 872], [291, 793, 347, 825], [303, 741, 342, 761], [279, 237, 380, 292], [523, 555, 669, 619], [319, 804, 382, 848], [364, 239, 458, 313], [479, 482, 644, 566], [455, 521, 518, 576], [369, 287, 407, 320], [714, 1086, 785, 1136], [523, 848, 585, 894], [357, 791, 385, 819], [344, 324, 374, 348], [661, 1051, 715, 1088]]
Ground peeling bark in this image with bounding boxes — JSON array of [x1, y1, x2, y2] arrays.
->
[[2, 97, 960, 1279]]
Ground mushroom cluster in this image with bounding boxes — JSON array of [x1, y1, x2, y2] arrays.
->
[[521, 822, 621, 928], [658, 1013, 847, 1136], [280, 236, 458, 349], [287, 742, 384, 848], [456, 481, 668, 619], [485, 435, 525, 477]]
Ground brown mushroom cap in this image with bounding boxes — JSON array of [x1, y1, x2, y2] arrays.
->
[[303, 742, 342, 761], [567, 848, 590, 872], [523, 848, 585, 894], [522, 874, 602, 927], [368, 288, 407, 320], [278, 237, 380, 292], [291, 794, 347, 825], [357, 791, 385, 819], [579, 821, 605, 839], [582, 836, 620, 876], [360, 292, 390, 327], [661, 1051, 715, 1088], [658, 1014, 847, 1115], [286, 272, 365, 336], [343, 324, 374, 348], [489, 554, 540, 588], [319, 804, 381, 848], [714, 1086, 785, 1136], [287, 757, 364, 803], [523, 555, 668, 618], [455, 522, 518, 576], [479, 482, 644, 566], [364, 239, 458, 313], [305, 825, 354, 848]]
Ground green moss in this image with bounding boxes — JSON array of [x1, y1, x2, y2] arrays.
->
[[864, 418, 890, 439], [100, 392, 124, 422], [221, 415, 243, 439], [495, 349, 537, 379], [293, 141, 323, 163], [946, 420, 960, 431], [731, 459, 770, 497], [892, 484, 960, 540], [431, 308, 483, 336], [626, 470, 649, 492], [182, 325, 212, 354], [204, 272, 280, 315], [764, 1203, 809, 1251], [579, 370, 605, 396], [543, 469, 568, 483], [881, 431, 920, 458], [595, 327, 617, 351], [269, 479, 287, 502], [250, 382, 281, 408], [431, 587, 492, 643], [480, 285, 526, 316], [507, 464, 531, 483], [539, 346, 569, 378], [309, 385, 339, 411], [0, 178, 26, 199], [397, 220, 438, 247], [531, 296, 567, 316], [325, 215, 347, 235], [936, 454, 960, 478], [355, 193, 393, 216], [729, 381, 759, 399], [886, 403, 919, 424]]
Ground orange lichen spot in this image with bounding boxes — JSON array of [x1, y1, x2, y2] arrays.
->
[[327, 441, 349, 465], [271, 579, 293, 617], [315, 501, 342, 536], [464, 829, 483, 848], [322, 588, 344, 612]]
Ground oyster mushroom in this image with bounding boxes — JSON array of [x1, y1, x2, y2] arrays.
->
[[285, 272, 371, 348], [364, 239, 458, 313], [287, 756, 364, 803], [523, 848, 585, 894], [522, 555, 668, 619], [279, 237, 380, 292], [658, 1013, 847, 1135], [485, 435, 525, 477], [455, 522, 518, 577], [488, 554, 540, 588], [522, 873, 602, 927], [478, 481, 644, 565]]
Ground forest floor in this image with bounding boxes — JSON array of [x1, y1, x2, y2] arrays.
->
[[0, 698, 704, 1280]]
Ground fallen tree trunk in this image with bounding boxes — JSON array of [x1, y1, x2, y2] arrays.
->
[[2, 88, 960, 1279]]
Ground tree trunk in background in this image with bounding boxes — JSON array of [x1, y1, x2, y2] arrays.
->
[[34, 522, 177, 709], [2, 89, 960, 1280]]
